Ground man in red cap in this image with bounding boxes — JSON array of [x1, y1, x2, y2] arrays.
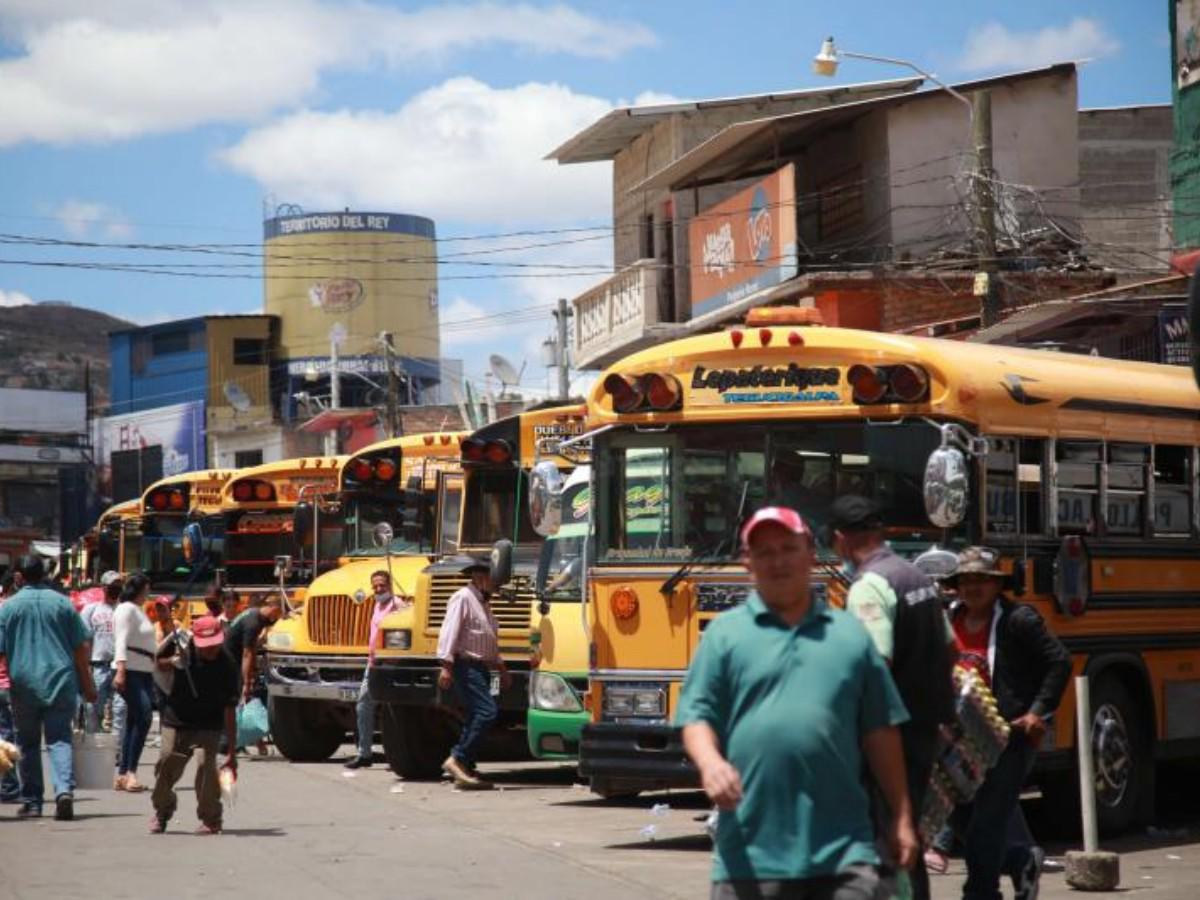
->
[[149, 615, 239, 835], [678, 507, 916, 900]]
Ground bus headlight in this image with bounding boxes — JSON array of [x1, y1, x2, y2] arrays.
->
[[530, 671, 582, 712], [382, 629, 412, 650], [266, 631, 293, 650], [602, 684, 665, 718]]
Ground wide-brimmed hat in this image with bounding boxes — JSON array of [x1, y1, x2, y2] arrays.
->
[[946, 546, 1006, 582]]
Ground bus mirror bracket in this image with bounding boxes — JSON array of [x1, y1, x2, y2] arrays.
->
[[529, 461, 564, 537], [491, 539, 514, 592]]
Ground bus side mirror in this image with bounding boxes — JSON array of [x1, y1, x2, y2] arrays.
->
[[373, 522, 395, 550], [529, 461, 564, 537], [292, 501, 312, 546], [182, 522, 206, 565], [924, 445, 969, 528], [490, 539, 514, 588]]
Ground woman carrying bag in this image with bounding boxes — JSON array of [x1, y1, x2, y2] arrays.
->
[[112, 573, 156, 792]]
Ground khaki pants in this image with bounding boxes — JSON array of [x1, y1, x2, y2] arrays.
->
[[151, 726, 222, 827]]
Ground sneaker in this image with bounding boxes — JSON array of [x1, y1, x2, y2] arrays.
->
[[16, 803, 42, 819], [194, 822, 222, 835], [441, 755, 484, 789], [343, 756, 372, 770], [148, 815, 168, 834], [54, 794, 73, 821], [1014, 846, 1046, 900]]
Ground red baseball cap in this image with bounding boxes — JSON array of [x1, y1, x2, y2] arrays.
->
[[740, 506, 812, 549], [191, 615, 225, 649]]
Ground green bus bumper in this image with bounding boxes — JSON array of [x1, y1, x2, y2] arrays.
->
[[527, 707, 589, 760]]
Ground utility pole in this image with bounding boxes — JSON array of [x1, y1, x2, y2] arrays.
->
[[972, 90, 1001, 327], [325, 333, 341, 456], [552, 297, 571, 401], [381, 331, 400, 438]]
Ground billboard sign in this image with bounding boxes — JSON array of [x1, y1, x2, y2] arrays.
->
[[93, 400, 206, 501], [1159, 305, 1190, 365], [688, 164, 799, 318]]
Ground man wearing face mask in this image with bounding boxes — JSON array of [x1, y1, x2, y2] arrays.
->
[[345, 571, 408, 770]]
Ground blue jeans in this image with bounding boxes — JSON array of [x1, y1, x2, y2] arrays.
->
[[355, 669, 375, 759], [86, 663, 114, 733], [962, 734, 1038, 900], [118, 670, 154, 777], [450, 660, 498, 767], [0, 689, 21, 800], [10, 692, 77, 807]]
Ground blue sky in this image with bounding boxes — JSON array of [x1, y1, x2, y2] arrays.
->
[[0, 1, 1171, 396]]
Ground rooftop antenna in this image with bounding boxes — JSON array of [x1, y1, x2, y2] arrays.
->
[[222, 380, 252, 414], [488, 353, 525, 399]]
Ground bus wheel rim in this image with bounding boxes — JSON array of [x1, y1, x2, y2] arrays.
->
[[1092, 702, 1132, 809]]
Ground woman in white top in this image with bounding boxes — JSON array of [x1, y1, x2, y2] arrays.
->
[[112, 573, 156, 792]]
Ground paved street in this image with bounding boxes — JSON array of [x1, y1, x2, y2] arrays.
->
[[3, 746, 1200, 900]]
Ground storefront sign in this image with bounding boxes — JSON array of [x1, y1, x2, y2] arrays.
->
[[1158, 306, 1190, 365], [688, 164, 798, 318]]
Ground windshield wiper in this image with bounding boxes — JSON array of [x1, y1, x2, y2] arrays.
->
[[659, 536, 734, 598]]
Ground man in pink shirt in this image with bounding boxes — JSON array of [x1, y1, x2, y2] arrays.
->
[[436, 557, 509, 789], [0, 569, 20, 802], [345, 571, 408, 769]]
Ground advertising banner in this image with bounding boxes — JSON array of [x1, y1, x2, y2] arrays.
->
[[688, 163, 799, 318], [93, 400, 206, 500], [1158, 306, 1190, 365]]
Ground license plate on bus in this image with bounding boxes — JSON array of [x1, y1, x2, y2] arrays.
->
[[489, 674, 500, 696], [338, 687, 359, 702]]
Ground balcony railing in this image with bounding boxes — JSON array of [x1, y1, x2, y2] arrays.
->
[[572, 259, 661, 369]]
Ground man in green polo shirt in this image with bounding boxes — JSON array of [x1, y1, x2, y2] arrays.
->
[[678, 506, 916, 900]]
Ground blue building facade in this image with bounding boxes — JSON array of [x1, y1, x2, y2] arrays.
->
[[108, 317, 209, 416]]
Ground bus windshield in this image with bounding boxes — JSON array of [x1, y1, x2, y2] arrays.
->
[[344, 494, 429, 556], [595, 420, 948, 564], [140, 515, 220, 586], [460, 468, 539, 547], [536, 472, 590, 601]]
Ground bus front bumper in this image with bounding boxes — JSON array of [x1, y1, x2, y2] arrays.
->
[[368, 658, 531, 712], [527, 708, 588, 760], [266, 654, 364, 703], [579, 722, 698, 790]]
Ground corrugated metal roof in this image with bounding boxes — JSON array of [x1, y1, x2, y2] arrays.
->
[[545, 77, 923, 164], [628, 63, 1077, 194]]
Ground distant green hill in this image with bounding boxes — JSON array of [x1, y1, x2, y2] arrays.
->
[[0, 302, 132, 408]]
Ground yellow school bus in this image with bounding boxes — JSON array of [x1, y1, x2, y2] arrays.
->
[[264, 433, 464, 762], [91, 499, 143, 580], [212, 455, 345, 610], [575, 308, 1200, 829], [368, 404, 586, 778], [139, 469, 235, 623]]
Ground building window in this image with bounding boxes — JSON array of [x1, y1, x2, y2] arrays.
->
[[233, 338, 267, 366], [234, 450, 263, 468], [152, 329, 192, 357]]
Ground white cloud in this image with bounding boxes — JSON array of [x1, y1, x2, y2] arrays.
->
[[957, 18, 1120, 72], [220, 77, 616, 224], [0, 289, 34, 307], [0, 1, 655, 146], [52, 199, 134, 240]]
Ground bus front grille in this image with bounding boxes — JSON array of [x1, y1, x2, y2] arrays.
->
[[306, 594, 372, 647], [425, 573, 533, 635]]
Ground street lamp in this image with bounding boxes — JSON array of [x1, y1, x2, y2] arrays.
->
[[811, 36, 972, 127]]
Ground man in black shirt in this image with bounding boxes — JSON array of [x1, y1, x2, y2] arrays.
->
[[225, 597, 282, 704], [149, 615, 239, 834]]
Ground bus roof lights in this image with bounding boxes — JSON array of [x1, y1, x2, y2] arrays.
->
[[610, 586, 639, 620], [848, 364, 889, 404], [788, 331, 804, 347], [461, 438, 486, 463], [440, 434, 452, 445], [423, 434, 435, 446], [483, 440, 513, 465], [232, 482, 251, 502], [150, 492, 169, 511], [644, 373, 683, 412], [890, 364, 930, 404], [253, 482, 274, 501], [168, 491, 185, 510], [603, 373, 644, 414], [730, 330, 744, 348], [350, 458, 374, 482], [759, 328, 773, 346], [374, 458, 398, 481]]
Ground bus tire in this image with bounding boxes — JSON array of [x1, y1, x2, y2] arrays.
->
[[1090, 676, 1153, 835], [269, 697, 345, 762], [380, 705, 456, 779]]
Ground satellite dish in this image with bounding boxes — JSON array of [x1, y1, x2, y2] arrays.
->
[[488, 354, 525, 396], [223, 380, 252, 412]]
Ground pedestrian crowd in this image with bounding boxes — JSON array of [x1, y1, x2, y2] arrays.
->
[[680, 496, 1070, 900]]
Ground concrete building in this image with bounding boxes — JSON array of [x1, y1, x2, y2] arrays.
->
[[0, 387, 88, 574], [551, 64, 1108, 369]]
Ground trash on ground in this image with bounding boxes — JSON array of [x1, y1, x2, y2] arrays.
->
[[342, 771, 356, 778], [650, 802, 670, 817], [390, 784, 405, 794], [1167, 854, 1182, 860], [639, 824, 657, 841]]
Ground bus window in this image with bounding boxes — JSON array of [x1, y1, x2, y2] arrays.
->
[[460, 468, 538, 547], [1019, 440, 1045, 535], [1056, 441, 1101, 534], [1106, 444, 1148, 536], [1153, 445, 1192, 536], [438, 475, 463, 556], [986, 437, 1018, 535]]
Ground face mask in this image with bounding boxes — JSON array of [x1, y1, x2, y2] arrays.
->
[[374, 590, 390, 602]]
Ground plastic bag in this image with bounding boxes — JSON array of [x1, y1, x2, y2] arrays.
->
[[236, 698, 269, 748], [73, 731, 116, 790], [219, 765, 237, 809]]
